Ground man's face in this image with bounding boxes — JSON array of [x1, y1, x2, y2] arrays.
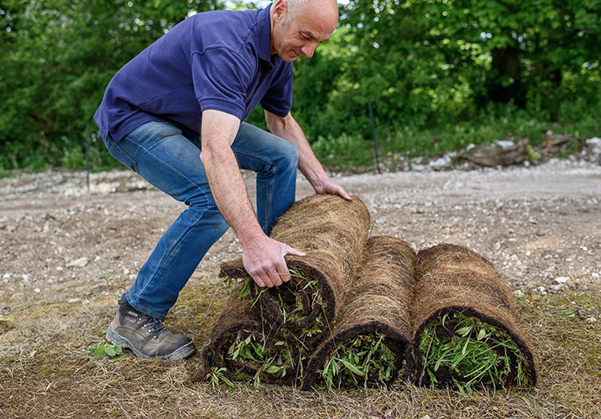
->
[[271, 0, 338, 62]]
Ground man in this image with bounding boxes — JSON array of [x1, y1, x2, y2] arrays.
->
[[95, 0, 350, 361]]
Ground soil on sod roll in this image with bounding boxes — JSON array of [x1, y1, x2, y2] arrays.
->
[[411, 244, 537, 391], [220, 194, 371, 338], [302, 237, 416, 390], [200, 293, 303, 387]]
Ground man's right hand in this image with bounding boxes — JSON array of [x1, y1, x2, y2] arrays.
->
[[241, 234, 306, 288]]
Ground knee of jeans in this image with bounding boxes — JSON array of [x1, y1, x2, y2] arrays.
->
[[187, 198, 229, 229], [275, 140, 299, 172]]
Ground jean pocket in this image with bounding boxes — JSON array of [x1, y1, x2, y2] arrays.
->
[[125, 121, 182, 144]]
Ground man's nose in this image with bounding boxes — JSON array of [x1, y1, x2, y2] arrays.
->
[[301, 42, 318, 58]]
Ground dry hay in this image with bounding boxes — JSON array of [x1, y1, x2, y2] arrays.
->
[[220, 194, 371, 338], [302, 237, 416, 390], [411, 244, 538, 392]]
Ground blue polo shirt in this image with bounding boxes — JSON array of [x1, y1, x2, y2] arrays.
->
[[94, 4, 293, 143]]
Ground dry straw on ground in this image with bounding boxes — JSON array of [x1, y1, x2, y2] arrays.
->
[[411, 244, 538, 390], [302, 236, 416, 390]]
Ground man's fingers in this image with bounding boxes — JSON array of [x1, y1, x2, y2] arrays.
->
[[254, 269, 273, 288], [338, 186, 352, 201], [284, 245, 306, 257], [275, 258, 291, 283], [252, 273, 266, 288], [265, 266, 283, 287]]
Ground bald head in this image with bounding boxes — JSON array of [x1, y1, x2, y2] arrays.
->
[[270, 0, 339, 62], [284, 0, 338, 28]]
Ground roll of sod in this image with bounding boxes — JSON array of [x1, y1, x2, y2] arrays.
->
[[412, 244, 538, 392], [302, 237, 416, 390], [201, 294, 304, 387], [220, 194, 371, 342]]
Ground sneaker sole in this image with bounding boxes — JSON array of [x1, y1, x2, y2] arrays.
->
[[106, 323, 196, 361]]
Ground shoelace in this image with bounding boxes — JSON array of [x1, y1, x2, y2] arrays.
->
[[142, 317, 166, 339]]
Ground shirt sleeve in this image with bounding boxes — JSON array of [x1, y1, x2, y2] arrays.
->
[[191, 48, 254, 119], [260, 62, 294, 117]]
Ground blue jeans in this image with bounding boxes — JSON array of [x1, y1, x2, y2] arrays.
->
[[102, 121, 299, 319]]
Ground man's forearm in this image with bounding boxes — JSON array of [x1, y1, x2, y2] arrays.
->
[[200, 112, 263, 246], [267, 113, 328, 188]]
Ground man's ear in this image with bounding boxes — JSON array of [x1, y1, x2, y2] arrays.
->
[[271, 0, 288, 24]]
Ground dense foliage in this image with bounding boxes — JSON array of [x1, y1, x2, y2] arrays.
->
[[1, 0, 600, 170]]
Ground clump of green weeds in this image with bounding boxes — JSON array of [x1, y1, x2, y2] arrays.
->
[[208, 330, 298, 388], [419, 312, 532, 394], [319, 332, 397, 390], [89, 342, 123, 361], [225, 268, 327, 338]]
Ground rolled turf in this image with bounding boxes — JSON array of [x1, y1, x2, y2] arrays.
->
[[302, 236, 416, 390], [411, 244, 538, 392], [201, 293, 304, 386], [220, 194, 371, 343]]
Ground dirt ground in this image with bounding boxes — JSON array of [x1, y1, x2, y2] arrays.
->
[[1, 159, 600, 418]]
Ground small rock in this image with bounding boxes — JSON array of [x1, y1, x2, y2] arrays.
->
[[429, 155, 452, 170], [592, 273, 599, 279], [537, 286, 547, 295], [586, 137, 601, 154], [67, 298, 80, 303], [586, 316, 597, 323], [67, 257, 89, 268], [34, 288, 40, 293], [514, 289, 524, 298], [554, 276, 570, 284], [410, 163, 427, 172], [495, 140, 515, 150], [421, 416, 431, 419]]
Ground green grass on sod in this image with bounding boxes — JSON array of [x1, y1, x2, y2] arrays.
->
[[319, 332, 398, 391], [419, 312, 533, 394]]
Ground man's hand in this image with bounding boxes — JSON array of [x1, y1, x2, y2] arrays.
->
[[242, 235, 306, 288], [264, 111, 353, 203], [201, 110, 306, 289], [312, 176, 352, 201]]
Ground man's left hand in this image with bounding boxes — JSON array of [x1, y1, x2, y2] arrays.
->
[[313, 177, 352, 201]]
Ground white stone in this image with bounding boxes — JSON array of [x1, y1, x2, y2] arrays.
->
[[34, 288, 40, 293], [514, 289, 524, 298], [554, 276, 570, 284], [586, 137, 601, 154], [496, 140, 515, 149], [411, 163, 426, 172], [592, 273, 599, 279], [586, 316, 597, 323], [429, 155, 452, 170], [67, 257, 89, 268]]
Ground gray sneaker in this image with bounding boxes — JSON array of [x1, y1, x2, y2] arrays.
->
[[106, 305, 196, 361]]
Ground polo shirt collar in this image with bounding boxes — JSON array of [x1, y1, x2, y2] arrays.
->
[[257, 3, 274, 63]]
